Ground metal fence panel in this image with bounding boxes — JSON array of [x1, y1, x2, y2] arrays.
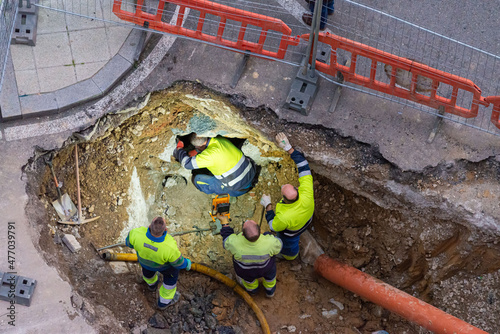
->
[[23, 0, 500, 135], [0, 0, 19, 94]]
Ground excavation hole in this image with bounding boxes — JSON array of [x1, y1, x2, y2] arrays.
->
[[25, 83, 500, 333]]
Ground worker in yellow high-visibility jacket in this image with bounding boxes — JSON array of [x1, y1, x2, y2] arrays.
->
[[219, 214, 282, 297], [126, 217, 192, 310], [173, 134, 257, 197], [260, 133, 315, 260]]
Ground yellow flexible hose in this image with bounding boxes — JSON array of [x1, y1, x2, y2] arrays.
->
[[191, 263, 271, 334], [101, 252, 138, 261], [103, 253, 271, 334]]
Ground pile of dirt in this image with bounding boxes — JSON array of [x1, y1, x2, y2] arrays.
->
[[25, 82, 499, 333]]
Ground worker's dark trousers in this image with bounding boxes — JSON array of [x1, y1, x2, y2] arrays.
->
[[193, 160, 257, 197], [142, 266, 179, 304], [276, 232, 301, 260], [308, 0, 334, 30], [233, 260, 277, 296]]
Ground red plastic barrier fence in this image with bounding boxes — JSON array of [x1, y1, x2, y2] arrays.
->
[[113, 0, 299, 59], [485, 96, 500, 130], [112, 1, 500, 130], [303, 32, 491, 119]]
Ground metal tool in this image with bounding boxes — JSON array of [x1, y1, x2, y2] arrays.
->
[[172, 228, 211, 236], [97, 242, 126, 251], [45, 155, 77, 221], [259, 205, 266, 228], [96, 227, 212, 251], [58, 145, 100, 225]]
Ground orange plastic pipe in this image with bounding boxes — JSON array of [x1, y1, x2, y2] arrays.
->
[[314, 254, 487, 334]]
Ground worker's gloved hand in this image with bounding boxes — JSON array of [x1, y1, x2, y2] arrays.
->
[[260, 194, 271, 208], [173, 141, 186, 162], [276, 132, 292, 151], [185, 258, 192, 271], [188, 149, 198, 157]]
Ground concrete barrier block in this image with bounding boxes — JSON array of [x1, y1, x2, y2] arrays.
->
[[0, 271, 37, 307]]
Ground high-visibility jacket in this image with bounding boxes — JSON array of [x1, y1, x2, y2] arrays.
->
[[266, 150, 314, 237], [175, 136, 254, 189], [126, 226, 189, 271], [221, 226, 282, 270]]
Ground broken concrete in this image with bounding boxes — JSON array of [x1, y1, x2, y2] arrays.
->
[[62, 234, 82, 253]]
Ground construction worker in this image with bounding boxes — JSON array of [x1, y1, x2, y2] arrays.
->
[[173, 134, 257, 197], [125, 217, 192, 310], [260, 132, 314, 260], [218, 214, 282, 297]]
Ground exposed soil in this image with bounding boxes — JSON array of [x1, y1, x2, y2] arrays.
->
[[25, 82, 500, 334]]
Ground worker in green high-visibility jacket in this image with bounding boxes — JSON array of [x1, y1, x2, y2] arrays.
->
[[126, 217, 192, 310], [173, 134, 257, 197], [260, 132, 315, 260], [219, 214, 282, 297]]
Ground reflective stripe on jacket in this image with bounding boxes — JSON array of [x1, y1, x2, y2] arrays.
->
[[126, 226, 188, 271], [223, 231, 282, 269], [177, 136, 254, 189]]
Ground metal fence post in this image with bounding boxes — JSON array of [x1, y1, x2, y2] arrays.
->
[[302, 0, 323, 76], [0, 1, 20, 97], [285, 0, 322, 115]]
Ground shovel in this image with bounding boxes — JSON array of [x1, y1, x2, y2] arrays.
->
[[59, 145, 100, 225], [46, 157, 77, 221]]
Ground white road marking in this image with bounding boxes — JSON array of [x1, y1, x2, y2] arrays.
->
[[4, 112, 90, 141], [275, 0, 307, 21]]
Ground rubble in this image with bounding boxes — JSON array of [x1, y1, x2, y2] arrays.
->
[[62, 234, 81, 252]]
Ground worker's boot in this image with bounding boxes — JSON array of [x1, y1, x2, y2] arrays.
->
[[301, 12, 326, 31], [147, 280, 159, 292], [157, 291, 180, 310]]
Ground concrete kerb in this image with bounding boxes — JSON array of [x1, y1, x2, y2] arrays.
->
[[0, 52, 22, 121], [0, 28, 146, 121]]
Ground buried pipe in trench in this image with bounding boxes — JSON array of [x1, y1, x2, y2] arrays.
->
[[103, 253, 271, 334], [299, 232, 488, 334]]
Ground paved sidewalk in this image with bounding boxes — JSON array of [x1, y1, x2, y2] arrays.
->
[[10, 6, 131, 95], [1, 2, 144, 120]]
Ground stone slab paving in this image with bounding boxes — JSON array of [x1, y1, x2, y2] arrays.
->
[[11, 6, 131, 96], [0, 3, 142, 121]]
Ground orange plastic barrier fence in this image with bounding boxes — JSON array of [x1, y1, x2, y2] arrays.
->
[[113, 0, 299, 59], [112, 1, 500, 130], [303, 32, 491, 119], [485, 96, 500, 130]]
